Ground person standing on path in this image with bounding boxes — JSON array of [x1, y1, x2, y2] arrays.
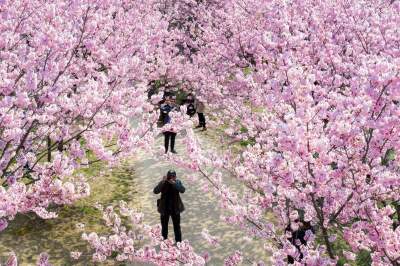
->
[[153, 170, 185, 243], [160, 97, 178, 153], [194, 97, 206, 131]]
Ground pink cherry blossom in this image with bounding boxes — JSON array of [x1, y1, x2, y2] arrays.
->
[[70, 251, 82, 260], [1, 0, 400, 264]]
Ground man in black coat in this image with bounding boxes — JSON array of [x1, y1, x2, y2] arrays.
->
[[153, 170, 185, 242]]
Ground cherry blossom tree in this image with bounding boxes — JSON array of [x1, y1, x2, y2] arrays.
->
[[0, 0, 206, 264], [0, 0, 209, 264], [0, 0, 169, 228], [165, 0, 400, 264], [2, 0, 400, 265]]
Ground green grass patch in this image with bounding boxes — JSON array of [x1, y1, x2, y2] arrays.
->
[[382, 148, 395, 166], [243, 66, 252, 76], [240, 138, 256, 147]]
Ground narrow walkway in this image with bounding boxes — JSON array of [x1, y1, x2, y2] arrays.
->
[[131, 130, 269, 265]]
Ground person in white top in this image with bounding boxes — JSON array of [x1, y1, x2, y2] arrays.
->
[[160, 97, 178, 153], [194, 97, 206, 131]]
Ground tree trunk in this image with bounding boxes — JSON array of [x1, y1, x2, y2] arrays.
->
[[47, 136, 51, 162], [321, 225, 335, 259]]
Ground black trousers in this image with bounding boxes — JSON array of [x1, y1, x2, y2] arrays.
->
[[197, 113, 206, 127], [163, 132, 176, 152], [161, 212, 182, 242]]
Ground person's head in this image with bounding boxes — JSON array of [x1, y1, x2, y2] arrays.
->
[[294, 218, 303, 226], [167, 170, 176, 180], [165, 96, 172, 104]]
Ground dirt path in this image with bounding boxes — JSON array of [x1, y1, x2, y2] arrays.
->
[[131, 130, 270, 265], [0, 128, 269, 265]]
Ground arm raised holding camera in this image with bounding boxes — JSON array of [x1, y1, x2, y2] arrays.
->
[[173, 179, 185, 193], [153, 176, 167, 194]]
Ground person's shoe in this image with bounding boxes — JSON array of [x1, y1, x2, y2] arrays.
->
[[201, 127, 207, 131], [195, 125, 202, 129], [171, 150, 177, 154]]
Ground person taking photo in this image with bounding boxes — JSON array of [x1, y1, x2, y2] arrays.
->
[[153, 170, 185, 243]]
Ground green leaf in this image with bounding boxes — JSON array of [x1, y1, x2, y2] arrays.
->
[[356, 250, 372, 266], [111, 251, 119, 258], [240, 126, 248, 133], [242, 67, 252, 76], [381, 148, 395, 166], [240, 138, 256, 147], [336, 257, 346, 266]]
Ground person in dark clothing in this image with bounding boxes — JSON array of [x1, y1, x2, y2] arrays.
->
[[185, 94, 196, 117], [160, 97, 178, 153], [285, 219, 314, 264], [153, 170, 185, 242], [194, 98, 206, 130], [163, 131, 177, 153], [197, 113, 206, 129]]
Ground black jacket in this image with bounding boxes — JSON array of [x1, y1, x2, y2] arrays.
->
[[154, 179, 185, 214], [159, 104, 178, 126]]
